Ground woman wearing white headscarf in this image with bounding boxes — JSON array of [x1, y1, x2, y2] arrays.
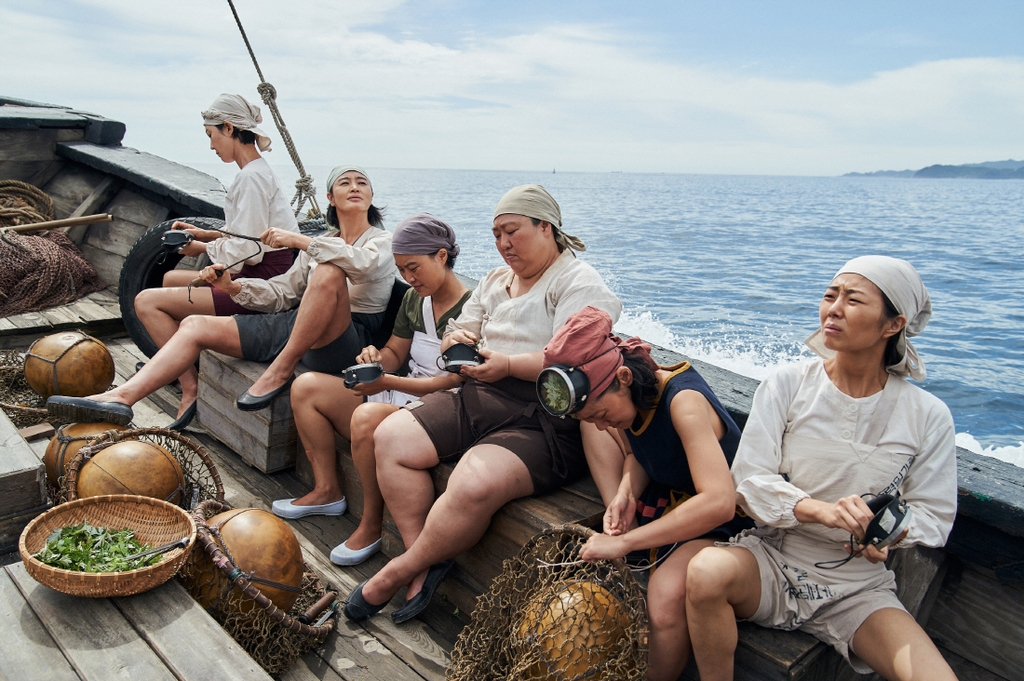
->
[[684, 256, 957, 681], [133, 94, 299, 379]]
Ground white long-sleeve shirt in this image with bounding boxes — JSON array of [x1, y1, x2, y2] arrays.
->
[[732, 360, 957, 550], [231, 227, 396, 314], [446, 249, 622, 355], [207, 157, 298, 272]]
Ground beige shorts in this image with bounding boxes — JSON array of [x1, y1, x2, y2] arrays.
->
[[729, 533, 905, 674]]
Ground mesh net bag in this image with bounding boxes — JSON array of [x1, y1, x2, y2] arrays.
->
[[177, 500, 336, 676], [0, 349, 47, 429], [448, 524, 649, 681], [62, 427, 225, 508]]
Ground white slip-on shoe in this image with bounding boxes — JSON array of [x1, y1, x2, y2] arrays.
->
[[330, 538, 382, 566], [272, 497, 347, 519]]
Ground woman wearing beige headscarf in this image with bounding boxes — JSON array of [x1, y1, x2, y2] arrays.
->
[[684, 256, 957, 681], [343, 184, 622, 624]]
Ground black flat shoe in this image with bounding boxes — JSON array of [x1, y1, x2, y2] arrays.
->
[[343, 581, 390, 622], [46, 396, 133, 426], [236, 375, 295, 412], [167, 400, 197, 431], [391, 560, 455, 624]]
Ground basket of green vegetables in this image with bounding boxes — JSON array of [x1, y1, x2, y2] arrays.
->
[[19, 494, 196, 597]]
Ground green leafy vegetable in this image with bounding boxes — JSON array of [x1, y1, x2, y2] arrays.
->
[[33, 521, 161, 573]]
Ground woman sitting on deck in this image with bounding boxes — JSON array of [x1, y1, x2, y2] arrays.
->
[[271, 213, 471, 568], [684, 256, 958, 681], [342, 184, 622, 625], [47, 166, 396, 430], [134, 94, 298, 350], [537, 305, 752, 681]]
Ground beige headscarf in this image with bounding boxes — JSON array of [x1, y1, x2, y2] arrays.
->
[[805, 255, 933, 381], [326, 165, 372, 193], [493, 184, 586, 252], [201, 94, 272, 151]]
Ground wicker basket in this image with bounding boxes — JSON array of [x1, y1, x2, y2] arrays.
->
[[63, 426, 225, 508], [19, 494, 197, 598]]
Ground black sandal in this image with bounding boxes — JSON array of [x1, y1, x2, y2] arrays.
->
[[391, 560, 455, 624], [343, 581, 390, 622]]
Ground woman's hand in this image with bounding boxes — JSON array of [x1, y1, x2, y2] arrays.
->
[[261, 228, 311, 251], [795, 495, 874, 540], [198, 264, 241, 296], [847, 528, 908, 564], [604, 491, 637, 536], [580, 533, 630, 562], [355, 345, 382, 365], [172, 221, 221, 243], [445, 329, 478, 348], [351, 374, 391, 397], [462, 347, 509, 383]]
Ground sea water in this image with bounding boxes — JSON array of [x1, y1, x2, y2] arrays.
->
[[198, 164, 1024, 466]]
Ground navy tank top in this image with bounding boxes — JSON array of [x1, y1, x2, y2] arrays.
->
[[626, 363, 742, 494]]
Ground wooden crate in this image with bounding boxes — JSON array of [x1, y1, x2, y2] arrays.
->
[[0, 410, 49, 553], [197, 350, 299, 473]]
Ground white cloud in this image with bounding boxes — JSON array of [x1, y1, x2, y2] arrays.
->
[[2, 1, 1022, 175]]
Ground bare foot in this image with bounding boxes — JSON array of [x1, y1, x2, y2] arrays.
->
[[361, 569, 406, 606], [345, 522, 383, 551], [247, 365, 294, 397], [403, 569, 429, 601]]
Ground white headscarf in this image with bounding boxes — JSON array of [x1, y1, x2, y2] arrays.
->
[[201, 94, 272, 151], [805, 255, 933, 381]]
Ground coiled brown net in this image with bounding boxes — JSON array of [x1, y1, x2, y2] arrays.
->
[[0, 181, 106, 317], [178, 500, 336, 676], [447, 524, 649, 681], [0, 350, 47, 428]]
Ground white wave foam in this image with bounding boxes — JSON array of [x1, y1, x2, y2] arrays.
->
[[614, 308, 807, 381], [956, 432, 1024, 469]]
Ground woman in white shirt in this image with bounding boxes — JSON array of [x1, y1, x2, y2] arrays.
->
[[684, 256, 957, 681]]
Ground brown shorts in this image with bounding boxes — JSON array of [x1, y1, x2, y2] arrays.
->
[[406, 377, 586, 495], [211, 249, 295, 315]]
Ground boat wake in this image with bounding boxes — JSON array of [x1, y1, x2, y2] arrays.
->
[[956, 433, 1024, 469]]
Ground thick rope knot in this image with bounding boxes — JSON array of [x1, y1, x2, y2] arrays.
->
[[256, 81, 277, 104]]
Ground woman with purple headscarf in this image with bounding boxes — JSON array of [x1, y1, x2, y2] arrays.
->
[[272, 213, 471, 567]]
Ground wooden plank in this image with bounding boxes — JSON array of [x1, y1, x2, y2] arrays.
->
[[0, 410, 47, 517], [67, 176, 124, 244], [42, 163, 111, 220], [0, 129, 60, 162], [926, 559, 1024, 680], [196, 394, 297, 472], [77, 243, 123, 291], [84, 218, 150, 259], [113, 579, 274, 681], [0, 160, 63, 184], [27, 160, 66, 189], [6, 561, 178, 681], [938, 646, 1010, 681], [0, 567, 80, 681], [281, 655, 345, 681], [18, 422, 54, 441]]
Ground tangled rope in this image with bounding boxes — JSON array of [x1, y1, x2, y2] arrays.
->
[[0, 180, 54, 227], [226, 0, 322, 220], [0, 183, 105, 317]]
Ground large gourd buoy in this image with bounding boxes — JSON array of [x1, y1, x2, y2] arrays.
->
[[76, 439, 184, 504], [24, 331, 115, 399], [515, 581, 631, 680], [182, 508, 304, 614], [43, 422, 128, 487]]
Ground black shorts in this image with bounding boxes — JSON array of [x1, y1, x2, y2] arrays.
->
[[406, 377, 587, 495]]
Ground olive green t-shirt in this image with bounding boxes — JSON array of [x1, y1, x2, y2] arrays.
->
[[391, 287, 472, 340]]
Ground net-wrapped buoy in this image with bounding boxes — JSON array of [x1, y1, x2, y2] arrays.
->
[[516, 581, 631, 680], [76, 439, 184, 504], [181, 508, 304, 614], [43, 422, 128, 487], [24, 331, 114, 398]]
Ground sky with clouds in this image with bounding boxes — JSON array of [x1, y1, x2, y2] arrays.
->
[[2, 1, 1022, 176]]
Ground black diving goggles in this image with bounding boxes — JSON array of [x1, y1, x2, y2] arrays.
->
[[536, 365, 591, 418]]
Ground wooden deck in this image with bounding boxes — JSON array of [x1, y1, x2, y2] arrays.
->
[[10, 334, 454, 681], [0, 287, 123, 350]]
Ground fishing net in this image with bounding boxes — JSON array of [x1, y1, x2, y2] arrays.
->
[[178, 500, 336, 676], [62, 427, 225, 508], [0, 181, 106, 317], [448, 524, 649, 681], [0, 349, 47, 428]]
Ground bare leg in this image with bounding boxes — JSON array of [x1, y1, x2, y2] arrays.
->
[[290, 371, 363, 506], [135, 285, 215, 368], [581, 421, 628, 506], [685, 546, 763, 681], [850, 608, 957, 681], [644, 539, 717, 681], [346, 401, 400, 550], [162, 270, 201, 287], [87, 315, 243, 416], [364, 444, 533, 605], [374, 409, 440, 550], [247, 263, 353, 397]]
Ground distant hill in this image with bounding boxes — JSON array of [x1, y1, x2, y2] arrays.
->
[[845, 159, 1024, 179]]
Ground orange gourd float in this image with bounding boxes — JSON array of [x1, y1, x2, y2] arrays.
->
[[76, 439, 184, 504], [24, 331, 114, 398], [43, 421, 128, 487]]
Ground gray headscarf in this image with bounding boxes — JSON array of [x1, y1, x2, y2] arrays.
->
[[201, 94, 271, 151], [326, 165, 372, 193], [493, 184, 586, 252], [392, 213, 460, 258], [805, 255, 933, 380]]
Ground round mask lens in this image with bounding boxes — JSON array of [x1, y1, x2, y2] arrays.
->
[[537, 365, 589, 417]]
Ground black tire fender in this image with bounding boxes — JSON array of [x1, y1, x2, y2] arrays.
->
[[118, 217, 225, 358]]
